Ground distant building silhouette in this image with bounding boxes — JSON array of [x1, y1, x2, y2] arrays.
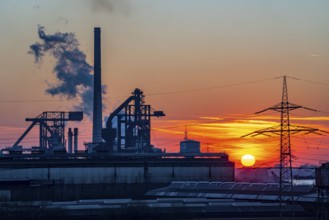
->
[[180, 126, 200, 153]]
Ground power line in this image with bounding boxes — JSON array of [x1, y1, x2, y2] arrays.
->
[[287, 76, 329, 87], [0, 99, 69, 103], [241, 75, 327, 217], [145, 76, 281, 96], [108, 75, 329, 99], [2, 76, 328, 103], [0, 77, 280, 103]]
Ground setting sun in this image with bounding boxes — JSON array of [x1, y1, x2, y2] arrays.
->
[[241, 154, 256, 167]]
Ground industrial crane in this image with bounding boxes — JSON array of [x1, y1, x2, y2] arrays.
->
[[11, 111, 83, 153]]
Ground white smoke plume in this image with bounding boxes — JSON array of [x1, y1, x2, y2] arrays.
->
[[29, 25, 106, 117]]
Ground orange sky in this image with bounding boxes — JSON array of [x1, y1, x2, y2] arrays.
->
[[2, 95, 328, 168], [0, 1, 329, 167], [150, 113, 329, 167]]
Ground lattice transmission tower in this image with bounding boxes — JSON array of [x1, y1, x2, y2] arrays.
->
[[243, 75, 328, 215]]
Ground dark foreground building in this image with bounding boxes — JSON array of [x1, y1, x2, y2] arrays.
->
[[0, 153, 234, 201], [0, 197, 312, 220]]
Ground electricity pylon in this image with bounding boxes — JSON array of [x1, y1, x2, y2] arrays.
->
[[242, 75, 328, 217]]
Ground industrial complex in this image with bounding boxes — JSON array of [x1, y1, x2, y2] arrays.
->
[[0, 27, 328, 219], [0, 27, 234, 199]]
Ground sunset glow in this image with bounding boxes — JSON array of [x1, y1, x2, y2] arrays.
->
[[151, 114, 329, 167], [241, 154, 256, 167], [0, 0, 328, 169]]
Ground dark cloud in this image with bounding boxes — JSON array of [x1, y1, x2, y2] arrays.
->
[[90, 0, 131, 15], [29, 25, 106, 117]]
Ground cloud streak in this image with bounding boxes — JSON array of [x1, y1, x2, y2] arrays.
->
[[152, 116, 329, 167]]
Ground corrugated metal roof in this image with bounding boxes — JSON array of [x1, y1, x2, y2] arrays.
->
[[147, 181, 317, 203]]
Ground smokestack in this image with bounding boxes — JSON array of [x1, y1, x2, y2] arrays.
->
[[68, 128, 73, 154], [93, 27, 103, 143], [74, 128, 78, 154]]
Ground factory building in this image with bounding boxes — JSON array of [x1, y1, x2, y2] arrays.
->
[[0, 27, 235, 202], [0, 154, 234, 201], [180, 140, 200, 153], [180, 127, 201, 153]]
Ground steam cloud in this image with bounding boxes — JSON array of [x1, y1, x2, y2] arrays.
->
[[91, 0, 131, 15], [29, 25, 105, 117]]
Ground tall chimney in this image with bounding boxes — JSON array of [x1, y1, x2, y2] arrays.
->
[[74, 128, 78, 154], [68, 128, 73, 154], [93, 27, 102, 143]]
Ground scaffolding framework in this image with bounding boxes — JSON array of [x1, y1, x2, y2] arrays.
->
[[102, 88, 165, 153]]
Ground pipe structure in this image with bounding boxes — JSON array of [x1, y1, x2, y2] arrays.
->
[[74, 128, 78, 154], [92, 27, 102, 143], [68, 128, 73, 154]]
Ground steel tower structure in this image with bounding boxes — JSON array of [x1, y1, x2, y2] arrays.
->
[[243, 76, 328, 217], [102, 88, 165, 153]]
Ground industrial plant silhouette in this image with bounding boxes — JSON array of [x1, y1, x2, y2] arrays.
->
[[0, 27, 328, 220]]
